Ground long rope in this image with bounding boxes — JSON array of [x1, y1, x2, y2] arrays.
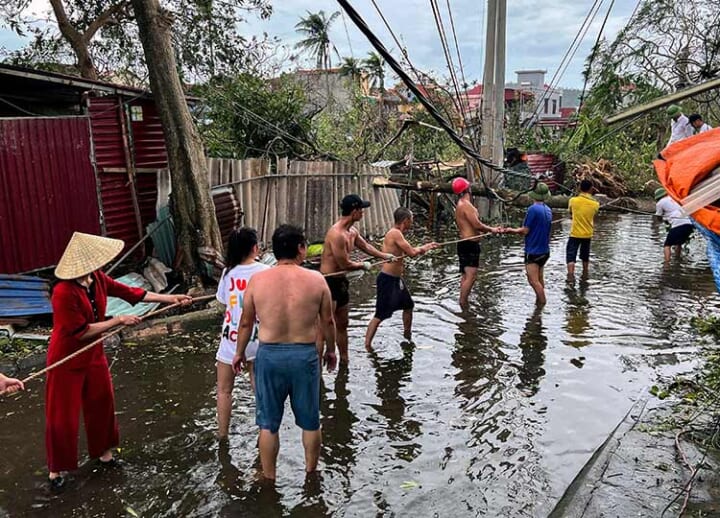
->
[[0, 294, 216, 393], [323, 232, 495, 278]]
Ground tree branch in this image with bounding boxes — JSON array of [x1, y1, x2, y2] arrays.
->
[[48, 0, 81, 44], [83, 1, 131, 41]]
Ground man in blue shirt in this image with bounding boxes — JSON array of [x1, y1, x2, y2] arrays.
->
[[506, 182, 553, 305]]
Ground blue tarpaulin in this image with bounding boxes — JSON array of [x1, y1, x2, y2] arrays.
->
[[0, 274, 52, 317], [694, 220, 720, 293]]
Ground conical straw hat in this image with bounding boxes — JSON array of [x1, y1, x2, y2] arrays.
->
[[55, 232, 125, 280]]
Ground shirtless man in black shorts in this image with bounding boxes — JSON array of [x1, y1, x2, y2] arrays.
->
[[452, 178, 502, 308], [319, 194, 394, 363], [364, 208, 438, 351]]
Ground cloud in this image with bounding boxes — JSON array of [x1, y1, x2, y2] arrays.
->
[[1, 0, 638, 89], [249, 0, 638, 89]]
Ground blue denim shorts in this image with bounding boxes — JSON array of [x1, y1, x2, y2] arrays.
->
[[254, 343, 320, 433]]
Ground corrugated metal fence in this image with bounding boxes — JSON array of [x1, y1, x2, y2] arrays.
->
[[0, 117, 101, 273], [206, 158, 401, 244]]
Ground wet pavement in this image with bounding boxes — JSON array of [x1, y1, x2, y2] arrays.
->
[[1, 212, 718, 517]]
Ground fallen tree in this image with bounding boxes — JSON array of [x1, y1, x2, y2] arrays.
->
[[372, 177, 656, 213]]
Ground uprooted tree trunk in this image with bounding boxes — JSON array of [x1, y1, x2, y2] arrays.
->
[[131, 0, 223, 281]]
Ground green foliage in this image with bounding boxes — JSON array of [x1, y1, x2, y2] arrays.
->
[[195, 73, 314, 159], [0, 0, 274, 81], [313, 88, 461, 162]]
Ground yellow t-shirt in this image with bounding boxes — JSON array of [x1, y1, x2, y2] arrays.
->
[[569, 193, 600, 238]]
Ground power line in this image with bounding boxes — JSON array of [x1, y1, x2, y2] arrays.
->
[[526, 0, 604, 125], [560, 0, 616, 150], [340, 9, 355, 58], [428, 0, 468, 127], [445, 0, 469, 91], [367, 0, 458, 127]]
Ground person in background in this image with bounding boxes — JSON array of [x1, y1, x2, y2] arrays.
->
[[505, 183, 554, 306], [688, 113, 713, 134], [666, 105, 694, 146], [566, 179, 600, 279], [0, 373, 24, 394], [654, 188, 695, 262], [215, 227, 269, 439], [364, 208, 438, 351], [45, 232, 191, 491], [233, 225, 336, 481], [453, 177, 503, 308]]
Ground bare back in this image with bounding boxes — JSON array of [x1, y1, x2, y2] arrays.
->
[[247, 265, 330, 344], [319, 221, 358, 274]]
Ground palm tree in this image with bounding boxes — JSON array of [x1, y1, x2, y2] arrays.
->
[[294, 10, 340, 70], [339, 56, 363, 80], [364, 51, 385, 92]]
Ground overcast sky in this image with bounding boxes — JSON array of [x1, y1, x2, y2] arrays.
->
[[0, 0, 637, 89]]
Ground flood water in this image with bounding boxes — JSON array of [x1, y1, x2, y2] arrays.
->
[[1, 212, 719, 517]]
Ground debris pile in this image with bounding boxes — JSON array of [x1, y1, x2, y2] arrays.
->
[[572, 159, 628, 198]]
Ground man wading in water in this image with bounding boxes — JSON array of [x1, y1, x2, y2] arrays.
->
[[233, 225, 336, 481], [364, 208, 438, 351], [452, 177, 502, 308], [319, 194, 394, 363]]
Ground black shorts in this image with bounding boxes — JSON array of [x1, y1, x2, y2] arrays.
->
[[374, 272, 414, 320], [525, 253, 550, 267], [325, 276, 350, 308], [457, 240, 480, 272], [566, 237, 591, 263], [664, 224, 694, 247]]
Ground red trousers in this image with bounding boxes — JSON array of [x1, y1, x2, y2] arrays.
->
[[45, 354, 119, 472]]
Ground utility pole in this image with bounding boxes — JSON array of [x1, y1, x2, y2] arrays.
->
[[480, 0, 507, 187]]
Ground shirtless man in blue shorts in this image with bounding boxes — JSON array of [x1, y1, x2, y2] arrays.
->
[[233, 225, 336, 480]]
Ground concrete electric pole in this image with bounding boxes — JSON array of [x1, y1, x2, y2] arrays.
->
[[480, 0, 507, 187]]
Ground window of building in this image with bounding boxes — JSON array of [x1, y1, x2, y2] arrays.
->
[[552, 99, 557, 114], [544, 98, 549, 114], [130, 105, 144, 122], [559, 96, 563, 108]]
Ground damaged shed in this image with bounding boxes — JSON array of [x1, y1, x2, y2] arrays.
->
[[0, 64, 186, 274]]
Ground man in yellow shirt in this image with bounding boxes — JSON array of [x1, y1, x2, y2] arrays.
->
[[566, 180, 600, 278]]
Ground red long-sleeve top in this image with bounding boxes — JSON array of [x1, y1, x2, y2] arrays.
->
[[47, 271, 146, 370]]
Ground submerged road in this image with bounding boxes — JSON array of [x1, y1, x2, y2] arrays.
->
[[0, 212, 718, 517]]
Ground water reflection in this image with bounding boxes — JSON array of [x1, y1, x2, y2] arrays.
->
[[369, 342, 421, 461], [564, 280, 591, 347], [320, 364, 358, 495], [517, 308, 547, 396]]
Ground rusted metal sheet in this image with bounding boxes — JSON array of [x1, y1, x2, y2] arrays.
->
[[0, 116, 101, 273], [99, 172, 158, 246], [0, 274, 51, 317], [526, 153, 565, 192], [212, 187, 242, 243], [129, 100, 168, 169], [88, 95, 160, 248], [88, 96, 126, 170]]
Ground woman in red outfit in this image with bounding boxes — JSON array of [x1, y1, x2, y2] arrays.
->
[[46, 232, 191, 490]]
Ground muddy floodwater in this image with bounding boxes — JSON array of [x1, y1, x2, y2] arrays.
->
[[1, 212, 719, 517]]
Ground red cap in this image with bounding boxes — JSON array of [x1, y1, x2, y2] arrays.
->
[[451, 177, 471, 195]]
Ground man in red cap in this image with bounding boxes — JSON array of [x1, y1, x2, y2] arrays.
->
[[452, 178, 502, 308], [319, 194, 394, 363]]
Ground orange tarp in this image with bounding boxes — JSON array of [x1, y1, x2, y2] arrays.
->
[[653, 127, 720, 233]]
